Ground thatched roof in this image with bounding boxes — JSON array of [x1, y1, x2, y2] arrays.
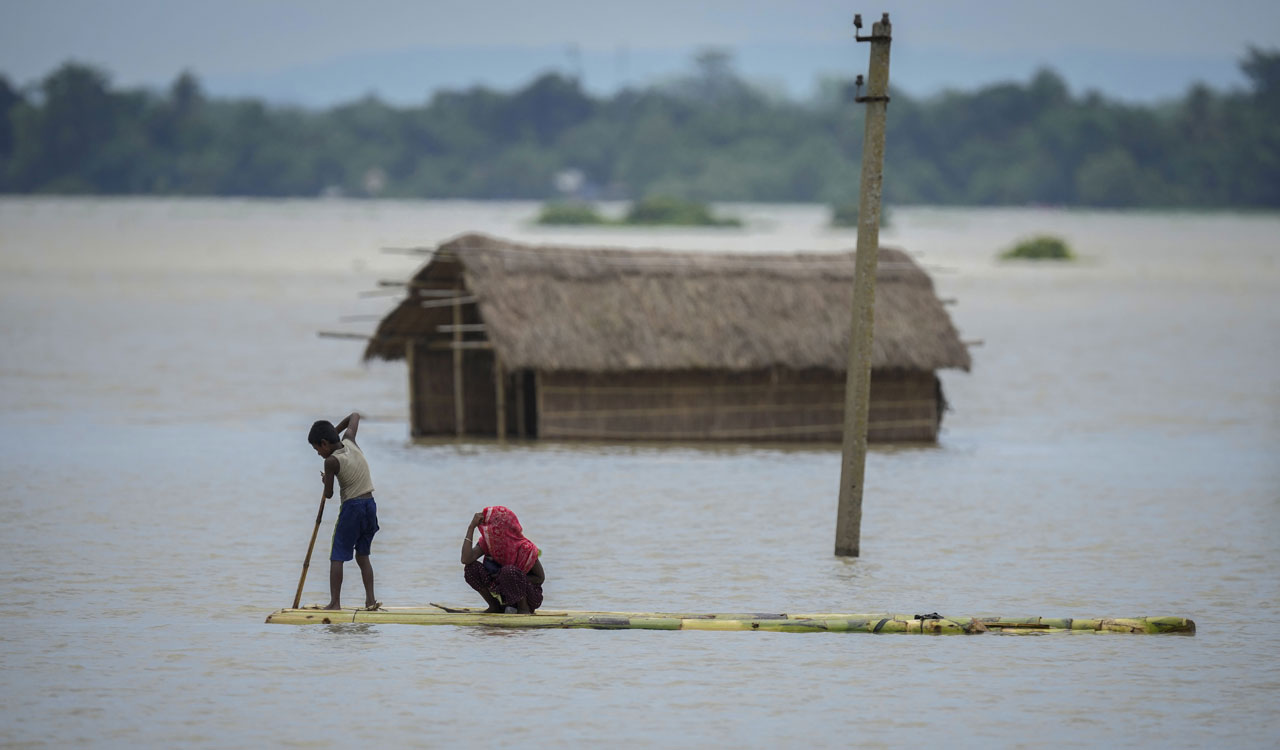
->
[[364, 233, 971, 373]]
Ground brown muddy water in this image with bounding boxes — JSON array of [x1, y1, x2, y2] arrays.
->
[[1, 198, 1277, 747]]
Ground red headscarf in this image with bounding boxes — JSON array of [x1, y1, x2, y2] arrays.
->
[[477, 506, 539, 573]]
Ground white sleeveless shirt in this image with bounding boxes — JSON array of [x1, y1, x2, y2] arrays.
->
[[333, 438, 374, 501]]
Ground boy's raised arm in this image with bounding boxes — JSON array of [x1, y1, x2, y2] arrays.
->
[[322, 456, 339, 500], [334, 411, 360, 443]]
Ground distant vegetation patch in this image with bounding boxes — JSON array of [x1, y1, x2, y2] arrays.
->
[[536, 196, 742, 227], [830, 201, 892, 229], [623, 196, 741, 227], [536, 201, 608, 225], [1000, 235, 1075, 260]]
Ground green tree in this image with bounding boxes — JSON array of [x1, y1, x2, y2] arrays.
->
[[1075, 149, 1147, 206], [9, 63, 118, 190], [0, 75, 22, 159]]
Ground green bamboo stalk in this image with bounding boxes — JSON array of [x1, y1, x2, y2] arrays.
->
[[979, 616, 1195, 634]]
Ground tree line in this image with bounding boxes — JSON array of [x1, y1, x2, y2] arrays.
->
[[0, 48, 1277, 207]]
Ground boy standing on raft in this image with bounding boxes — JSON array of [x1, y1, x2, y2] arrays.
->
[[308, 412, 380, 611], [461, 506, 545, 614]]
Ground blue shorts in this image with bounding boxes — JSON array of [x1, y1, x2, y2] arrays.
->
[[330, 497, 378, 562]]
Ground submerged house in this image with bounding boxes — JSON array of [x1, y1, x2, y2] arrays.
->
[[364, 233, 971, 443]]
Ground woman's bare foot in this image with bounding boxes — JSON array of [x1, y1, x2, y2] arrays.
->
[[483, 605, 504, 614]]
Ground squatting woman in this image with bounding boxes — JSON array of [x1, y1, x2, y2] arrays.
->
[[460, 506, 545, 614]]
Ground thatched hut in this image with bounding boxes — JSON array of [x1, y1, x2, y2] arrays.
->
[[364, 233, 970, 443]]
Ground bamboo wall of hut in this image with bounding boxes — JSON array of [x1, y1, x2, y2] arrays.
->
[[535, 369, 940, 442]]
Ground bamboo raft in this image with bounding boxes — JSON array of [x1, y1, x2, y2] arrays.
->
[[264, 604, 1195, 634]]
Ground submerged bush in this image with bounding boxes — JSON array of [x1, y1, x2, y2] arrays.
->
[[1000, 235, 1075, 260], [830, 201, 892, 229], [535, 201, 608, 225], [537, 196, 742, 227], [623, 196, 742, 227]]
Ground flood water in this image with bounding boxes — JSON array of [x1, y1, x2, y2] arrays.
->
[[1, 198, 1277, 747]]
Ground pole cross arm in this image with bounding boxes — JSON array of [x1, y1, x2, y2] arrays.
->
[[853, 12, 892, 42]]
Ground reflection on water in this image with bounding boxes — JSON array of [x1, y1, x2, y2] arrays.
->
[[320, 623, 380, 639], [0, 199, 1277, 747]]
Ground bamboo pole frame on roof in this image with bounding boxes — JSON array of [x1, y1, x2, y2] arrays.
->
[[421, 296, 479, 309]]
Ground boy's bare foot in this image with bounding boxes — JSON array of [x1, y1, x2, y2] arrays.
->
[[360, 601, 383, 611], [322, 602, 342, 610]]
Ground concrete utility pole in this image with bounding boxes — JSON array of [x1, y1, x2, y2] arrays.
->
[[835, 12, 892, 557]]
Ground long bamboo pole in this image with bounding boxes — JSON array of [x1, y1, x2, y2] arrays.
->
[[495, 355, 507, 441], [406, 338, 419, 437], [516, 370, 527, 437], [836, 12, 893, 558], [452, 285, 466, 436], [291, 490, 328, 609]]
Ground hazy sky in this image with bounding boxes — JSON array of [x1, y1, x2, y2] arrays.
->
[[3, 0, 1279, 104]]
